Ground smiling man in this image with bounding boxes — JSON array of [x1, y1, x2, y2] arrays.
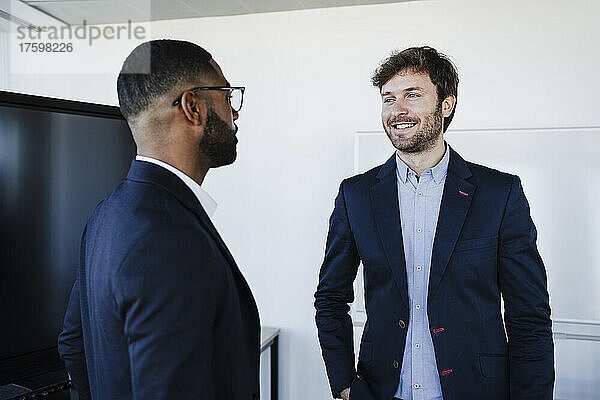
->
[[58, 40, 259, 400], [315, 47, 554, 400]]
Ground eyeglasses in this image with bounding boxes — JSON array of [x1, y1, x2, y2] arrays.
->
[[173, 86, 245, 112]]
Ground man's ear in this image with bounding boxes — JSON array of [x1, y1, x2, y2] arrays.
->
[[180, 91, 208, 127], [441, 94, 456, 118]]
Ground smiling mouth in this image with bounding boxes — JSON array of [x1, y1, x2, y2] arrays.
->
[[390, 122, 417, 132]]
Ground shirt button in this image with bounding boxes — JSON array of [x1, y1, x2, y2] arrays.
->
[[414, 384, 420, 389], [418, 192, 423, 196], [415, 304, 421, 310], [393, 360, 399, 369], [415, 343, 420, 349], [398, 319, 406, 329], [416, 265, 422, 271], [417, 228, 422, 233]]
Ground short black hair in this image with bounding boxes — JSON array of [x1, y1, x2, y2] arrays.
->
[[372, 46, 459, 132], [117, 39, 215, 120]]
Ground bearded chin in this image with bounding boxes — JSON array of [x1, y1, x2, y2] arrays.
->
[[199, 110, 238, 168], [386, 105, 443, 154]]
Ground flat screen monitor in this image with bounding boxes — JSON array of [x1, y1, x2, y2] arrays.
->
[[0, 91, 136, 387]]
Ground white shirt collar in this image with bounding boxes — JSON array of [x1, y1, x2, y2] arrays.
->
[[135, 155, 217, 218]]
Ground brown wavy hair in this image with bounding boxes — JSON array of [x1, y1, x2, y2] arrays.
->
[[372, 46, 459, 132]]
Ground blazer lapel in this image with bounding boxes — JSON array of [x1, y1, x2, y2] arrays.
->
[[127, 160, 259, 321], [193, 207, 260, 323], [370, 155, 409, 310], [169, 184, 259, 323], [192, 204, 240, 275], [428, 148, 476, 303]]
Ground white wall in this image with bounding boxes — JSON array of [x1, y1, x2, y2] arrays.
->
[[2, 0, 600, 398]]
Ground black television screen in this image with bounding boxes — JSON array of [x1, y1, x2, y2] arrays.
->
[[0, 91, 136, 386]]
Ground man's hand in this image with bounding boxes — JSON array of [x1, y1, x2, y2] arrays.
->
[[340, 387, 350, 400]]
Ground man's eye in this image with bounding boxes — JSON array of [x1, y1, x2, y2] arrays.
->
[[383, 98, 395, 104], [407, 93, 420, 98]]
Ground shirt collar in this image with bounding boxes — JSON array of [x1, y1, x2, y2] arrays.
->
[[431, 143, 450, 184], [395, 153, 411, 184], [135, 155, 217, 218], [395, 142, 450, 185]]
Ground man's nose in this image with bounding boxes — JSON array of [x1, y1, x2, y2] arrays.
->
[[390, 101, 409, 117]]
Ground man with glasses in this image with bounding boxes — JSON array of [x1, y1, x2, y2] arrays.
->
[[58, 40, 259, 400]]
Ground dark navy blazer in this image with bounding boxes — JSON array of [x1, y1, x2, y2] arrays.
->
[[315, 148, 554, 400], [58, 160, 260, 400]]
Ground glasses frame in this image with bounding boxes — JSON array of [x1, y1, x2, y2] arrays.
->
[[172, 86, 245, 112]]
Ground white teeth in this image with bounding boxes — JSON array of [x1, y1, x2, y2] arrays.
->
[[392, 123, 416, 129]]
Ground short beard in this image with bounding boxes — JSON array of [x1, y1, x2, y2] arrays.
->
[[200, 110, 238, 168], [384, 103, 443, 154]]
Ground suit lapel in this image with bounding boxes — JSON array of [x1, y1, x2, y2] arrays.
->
[[192, 204, 240, 275], [370, 155, 409, 310], [127, 160, 239, 266], [193, 207, 261, 324], [127, 160, 259, 323], [428, 148, 476, 303]]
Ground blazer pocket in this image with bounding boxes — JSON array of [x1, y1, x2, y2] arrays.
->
[[479, 354, 508, 378], [358, 342, 373, 363], [455, 236, 498, 252]]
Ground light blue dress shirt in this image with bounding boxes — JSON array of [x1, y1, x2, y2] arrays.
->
[[394, 143, 450, 400]]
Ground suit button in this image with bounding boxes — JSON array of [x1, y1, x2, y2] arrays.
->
[[393, 360, 399, 369], [398, 319, 406, 329]]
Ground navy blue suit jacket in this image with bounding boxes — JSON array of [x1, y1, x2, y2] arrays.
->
[[315, 148, 554, 400], [58, 160, 260, 400]]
